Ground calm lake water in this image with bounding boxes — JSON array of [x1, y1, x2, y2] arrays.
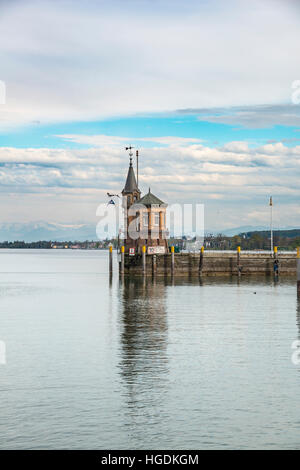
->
[[0, 249, 299, 450]]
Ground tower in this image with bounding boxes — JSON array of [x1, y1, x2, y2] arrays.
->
[[122, 147, 168, 254], [122, 147, 141, 253]]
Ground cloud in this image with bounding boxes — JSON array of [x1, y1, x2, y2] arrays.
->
[[0, 0, 300, 127], [177, 104, 300, 129], [0, 138, 299, 229], [56, 134, 203, 147]]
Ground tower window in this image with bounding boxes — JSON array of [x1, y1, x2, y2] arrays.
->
[[143, 213, 148, 227], [154, 213, 159, 226]]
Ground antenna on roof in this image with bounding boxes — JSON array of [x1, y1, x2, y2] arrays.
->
[[136, 150, 139, 188]]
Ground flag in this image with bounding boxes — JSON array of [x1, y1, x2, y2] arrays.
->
[[269, 196, 273, 206]]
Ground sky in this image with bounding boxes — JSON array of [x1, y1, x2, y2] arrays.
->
[[0, 0, 300, 232]]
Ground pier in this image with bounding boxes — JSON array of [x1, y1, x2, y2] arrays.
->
[[120, 249, 298, 277], [114, 148, 299, 281]]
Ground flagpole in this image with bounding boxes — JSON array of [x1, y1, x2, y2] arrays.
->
[[270, 196, 273, 255]]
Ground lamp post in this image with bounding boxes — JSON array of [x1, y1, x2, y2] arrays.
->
[[270, 196, 273, 256]]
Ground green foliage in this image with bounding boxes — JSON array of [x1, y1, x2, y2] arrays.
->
[[205, 229, 300, 251]]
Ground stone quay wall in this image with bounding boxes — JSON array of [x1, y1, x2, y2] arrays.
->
[[122, 252, 297, 276]]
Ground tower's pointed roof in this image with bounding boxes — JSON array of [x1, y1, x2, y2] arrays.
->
[[122, 159, 140, 194], [138, 188, 165, 207], [122, 161, 139, 193]]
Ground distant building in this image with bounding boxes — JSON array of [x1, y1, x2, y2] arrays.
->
[[121, 153, 168, 254]]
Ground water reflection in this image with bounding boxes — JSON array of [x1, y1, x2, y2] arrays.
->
[[117, 277, 170, 445], [118, 277, 169, 407], [117, 275, 209, 439]]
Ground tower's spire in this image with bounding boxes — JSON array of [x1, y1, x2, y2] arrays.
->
[[123, 146, 140, 194]]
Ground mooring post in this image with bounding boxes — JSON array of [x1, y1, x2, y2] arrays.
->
[[109, 245, 113, 275], [120, 245, 125, 274], [142, 245, 146, 275], [297, 247, 300, 296], [199, 246, 204, 275], [171, 246, 175, 275], [273, 246, 279, 277], [237, 246, 241, 276]]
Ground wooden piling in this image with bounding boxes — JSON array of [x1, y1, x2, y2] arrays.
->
[[237, 246, 241, 276], [297, 247, 300, 296], [199, 246, 204, 274], [171, 246, 175, 275], [109, 245, 113, 275], [120, 245, 125, 274], [273, 246, 279, 277], [142, 245, 146, 275]]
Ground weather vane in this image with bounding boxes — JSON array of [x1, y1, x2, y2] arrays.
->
[[125, 146, 134, 165]]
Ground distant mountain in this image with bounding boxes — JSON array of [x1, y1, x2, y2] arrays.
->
[[218, 226, 269, 236], [0, 222, 99, 242], [1, 221, 300, 243]]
